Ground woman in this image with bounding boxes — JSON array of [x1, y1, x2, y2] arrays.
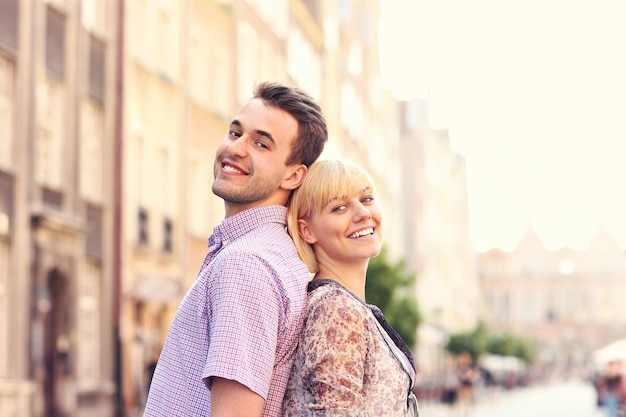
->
[[283, 159, 418, 416]]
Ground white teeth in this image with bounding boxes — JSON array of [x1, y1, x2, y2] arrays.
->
[[349, 228, 374, 238], [223, 164, 242, 174]]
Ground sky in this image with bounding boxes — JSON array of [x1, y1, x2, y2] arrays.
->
[[378, 0, 626, 252]]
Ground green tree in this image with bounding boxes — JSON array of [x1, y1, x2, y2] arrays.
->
[[485, 331, 539, 365], [365, 247, 421, 348], [446, 324, 488, 365], [514, 338, 539, 364], [485, 333, 518, 357]]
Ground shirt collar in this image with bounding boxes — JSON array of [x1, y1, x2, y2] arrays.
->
[[207, 205, 288, 250]]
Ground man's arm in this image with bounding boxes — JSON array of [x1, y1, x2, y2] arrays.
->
[[211, 377, 265, 417]]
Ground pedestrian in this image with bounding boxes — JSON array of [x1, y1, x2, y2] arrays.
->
[[144, 81, 328, 417], [598, 360, 626, 417], [456, 351, 479, 416], [282, 159, 418, 416]]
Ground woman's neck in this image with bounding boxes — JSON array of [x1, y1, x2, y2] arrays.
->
[[314, 263, 368, 300]]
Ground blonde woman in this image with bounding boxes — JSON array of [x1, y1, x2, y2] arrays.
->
[[283, 159, 418, 416]]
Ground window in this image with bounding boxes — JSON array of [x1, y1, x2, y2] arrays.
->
[[237, 23, 257, 104], [46, 6, 66, 80], [88, 36, 105, 101], [158, 145, 177, 220], [188, 27, 210, 107], [163, 217, 173, 252], [86, 205, 102, 258], [156, 6, 177, 82], [0, 0, 19, 51], [138, 208, 149, 245], [0, 240, 8, 375], [81, 0, 107, 34], [207, 36, 230, 117], [286, 26, 322, 99], [76, 259, 101, 383], [131, 0, 151, 68], [36, 77, 65, 189], [0, 55, 14, 170], [79, 100, 104, 202], [302, 0, 321, 23], [42, 187, 63, 211], [187, 156, 210, 237]]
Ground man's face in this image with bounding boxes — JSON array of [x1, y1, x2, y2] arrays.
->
[[212, 98, 303, 217]]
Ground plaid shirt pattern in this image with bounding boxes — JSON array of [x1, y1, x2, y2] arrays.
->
[[144, 206, 309, 416]]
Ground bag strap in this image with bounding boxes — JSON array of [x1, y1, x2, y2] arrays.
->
[[373, 315, 415, 386]]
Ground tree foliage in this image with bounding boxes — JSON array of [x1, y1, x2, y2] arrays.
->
[[365, 247, 421, 348], [446, 324, 488, 365], [446, 324, 540, 365], [486, 332, 539, 364], [485, 333, 517, 357]]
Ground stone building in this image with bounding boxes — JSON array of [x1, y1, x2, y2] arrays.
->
[[478, 224, 626, 374], [0, 0, 121, 415], [398, 99, 481, 379], [0, 0, 482, 415]]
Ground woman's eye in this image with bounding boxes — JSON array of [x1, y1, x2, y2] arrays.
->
[[362, 195, 374, 203], [331, 204, 346, 213]]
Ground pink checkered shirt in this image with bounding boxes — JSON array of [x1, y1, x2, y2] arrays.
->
[[144, 206, 309, 416]]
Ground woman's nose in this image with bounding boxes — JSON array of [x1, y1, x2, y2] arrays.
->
[[354, 202, 372, 221]]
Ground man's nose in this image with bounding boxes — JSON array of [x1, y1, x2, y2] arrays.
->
[[228, 135, 249, 157]]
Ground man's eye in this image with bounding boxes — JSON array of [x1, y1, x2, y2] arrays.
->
[[255, 141, 269, 149], [229, 130, 242, 138]]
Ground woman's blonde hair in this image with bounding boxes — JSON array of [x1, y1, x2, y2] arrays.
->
[[287, 159, 376, 273]]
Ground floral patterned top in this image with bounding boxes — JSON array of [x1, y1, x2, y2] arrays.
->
[[283, 280, 412, 416]]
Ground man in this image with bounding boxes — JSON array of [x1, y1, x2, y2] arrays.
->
[[144, 82, 328, 416]]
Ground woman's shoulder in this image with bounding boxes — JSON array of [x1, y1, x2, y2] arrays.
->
[[308, 281, 372, 321]]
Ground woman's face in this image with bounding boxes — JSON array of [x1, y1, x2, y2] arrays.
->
[[299, 185, 382, 265]]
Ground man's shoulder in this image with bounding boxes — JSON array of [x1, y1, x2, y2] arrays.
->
[[239, 219, 295, 249]]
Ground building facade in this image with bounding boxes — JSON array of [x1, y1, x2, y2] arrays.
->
[[478, 225, 626, 375], [0, 0, 120, 416], [0, 0, 484, 415], [398, 99, 481, 380]]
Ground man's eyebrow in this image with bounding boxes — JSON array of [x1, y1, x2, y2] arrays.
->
[[255, 129, 276, 144]]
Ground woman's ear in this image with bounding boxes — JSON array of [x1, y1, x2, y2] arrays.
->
[[298, 219, 318, 244], [281, 164, 307, 191]]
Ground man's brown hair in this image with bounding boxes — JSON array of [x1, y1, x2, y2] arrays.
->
[[253, 82, 328, 167]]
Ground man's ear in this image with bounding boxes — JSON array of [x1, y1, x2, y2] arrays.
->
[[298, 219, 318, 244], [281, 164, 307, 191]]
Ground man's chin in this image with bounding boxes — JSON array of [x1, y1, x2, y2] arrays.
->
[[211, 182, 227, 199]]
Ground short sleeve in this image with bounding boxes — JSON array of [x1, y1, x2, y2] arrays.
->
[[301, 291, 371, 416], [204, 252, 281, 399]]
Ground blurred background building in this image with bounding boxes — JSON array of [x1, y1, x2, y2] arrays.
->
[[1, 0, 120, 416], [478, 224, 626, 376], [1, 1, 623, 417]]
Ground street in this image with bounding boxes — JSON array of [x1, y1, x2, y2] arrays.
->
[[420, 378, 606, 417]]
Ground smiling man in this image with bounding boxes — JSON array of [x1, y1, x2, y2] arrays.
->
[[144, 82, 328, 417]]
